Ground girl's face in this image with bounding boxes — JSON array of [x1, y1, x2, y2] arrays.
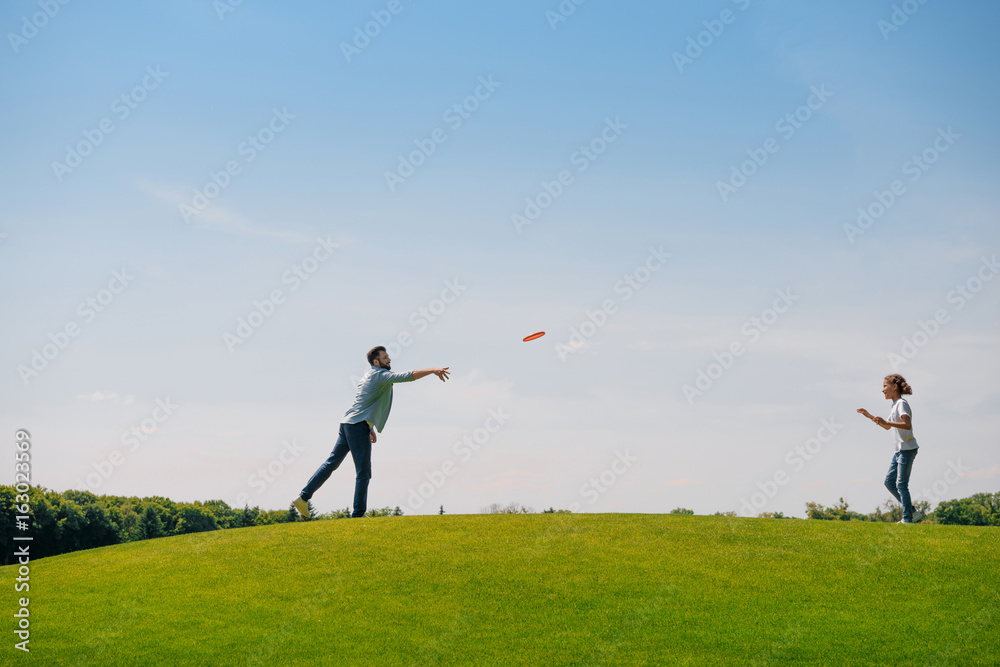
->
[[882, 379, 901, 401]]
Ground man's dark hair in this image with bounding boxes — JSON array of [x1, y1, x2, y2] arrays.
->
[[367, 346, 386, 366]]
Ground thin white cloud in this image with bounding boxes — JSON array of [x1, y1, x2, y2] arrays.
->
[[663, 478, 699, 488], [798, 480, 829, 492], [135, 180, 314, 244], [76, 391, 135, 405]]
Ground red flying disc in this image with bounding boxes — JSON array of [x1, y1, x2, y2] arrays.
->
[[522, 331, 545, 342]]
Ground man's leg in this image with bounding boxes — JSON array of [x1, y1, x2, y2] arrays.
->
[[343, 422, 373, 518], [884, 452, 902, 506], [300, 424, 352, 501], [897, 449, 918, 522]]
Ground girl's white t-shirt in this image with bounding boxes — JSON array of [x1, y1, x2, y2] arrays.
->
[[890, 398, 918, 452]]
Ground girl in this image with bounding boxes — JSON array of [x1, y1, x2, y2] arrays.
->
[[858, 374, 919, 523]]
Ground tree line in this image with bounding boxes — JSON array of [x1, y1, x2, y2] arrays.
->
[[804, 493, 1000, 525], [0, 486, 401, 565]]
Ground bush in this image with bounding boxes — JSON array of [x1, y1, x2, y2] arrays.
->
[[936, 493, 1000, 526], [481, 502, 534, 514]]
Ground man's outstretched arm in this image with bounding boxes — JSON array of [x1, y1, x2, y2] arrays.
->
[[412, 367, 450, 382]]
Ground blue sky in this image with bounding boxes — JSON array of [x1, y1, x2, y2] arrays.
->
[[2, 0, 998, 517]]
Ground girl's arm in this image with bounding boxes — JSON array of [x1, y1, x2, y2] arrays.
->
[[874, 414, 911, 431], [856, 408, 887, 429]]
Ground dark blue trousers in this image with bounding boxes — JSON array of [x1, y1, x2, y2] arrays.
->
[[300, 421, 372, 518]]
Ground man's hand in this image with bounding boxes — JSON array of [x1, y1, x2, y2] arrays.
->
[[370, 430, 377, 444], [412, 367, 451, 381]]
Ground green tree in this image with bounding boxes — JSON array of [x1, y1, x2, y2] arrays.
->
[[115, 505, 143, 542], [56, 499, 87, 553], [0, 487, 17, 565], [914, 500, 933, 522], [174, 505, 219, 534], [138, 504, 165, 540], [669, 507, 694, 515], [81, 502, 119, 550], [827, 497, 865, 521], [238, 505, 260, 528], [31, 491, 63, 558], [805, 501, 829, 520], [365, 507, 395, 517], [936, 493, 1000, 526], [200, 500, 236, 529], [140, 496, 179, 533]]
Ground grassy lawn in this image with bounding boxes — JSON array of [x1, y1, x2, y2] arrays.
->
[[4, 514, 998, 665]]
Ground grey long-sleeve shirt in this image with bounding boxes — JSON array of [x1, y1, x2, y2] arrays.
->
[[342, 365, 414, 432]]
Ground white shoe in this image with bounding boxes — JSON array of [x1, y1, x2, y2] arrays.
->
[[897, 519, 912, 524], [292, 497, 310, 519]]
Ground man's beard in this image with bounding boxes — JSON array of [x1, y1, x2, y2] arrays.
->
[[381, 360, 391, 370]]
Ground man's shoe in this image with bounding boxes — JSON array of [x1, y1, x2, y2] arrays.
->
[[898, 519, 912, 524], [292, 497, 310, 519]]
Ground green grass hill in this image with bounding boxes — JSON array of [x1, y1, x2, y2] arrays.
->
[[4, 514, 998, 665]]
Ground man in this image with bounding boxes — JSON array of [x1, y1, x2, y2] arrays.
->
[[292, 346, 449, 519]]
